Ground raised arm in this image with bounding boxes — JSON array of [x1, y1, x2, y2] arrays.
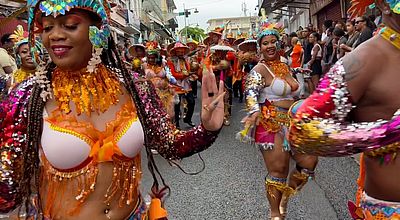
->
[[133, 72, 223, 160]]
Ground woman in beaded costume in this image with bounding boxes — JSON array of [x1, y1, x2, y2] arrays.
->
[[143, 40, 177, 117], [0, 0, 225, 219], [5, 25, 43, 89], [289, 0, 400, 219], [237, 17, 318, 220]]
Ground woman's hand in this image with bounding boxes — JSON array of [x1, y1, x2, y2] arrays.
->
[[201, 68, 225, 131], [241, 112, 261, 128]]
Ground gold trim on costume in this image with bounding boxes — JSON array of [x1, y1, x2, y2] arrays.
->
[[52, 64, 123, 116]]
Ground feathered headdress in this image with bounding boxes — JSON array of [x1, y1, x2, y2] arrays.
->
[[146, 41, 159, 55], [9, 25, 29, 45], [348, 0, 400, 19], [9, 25, 43, 67], [257, 9, 284, 43], [27, 0, 112, 49]]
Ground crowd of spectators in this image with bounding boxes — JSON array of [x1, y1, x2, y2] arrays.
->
[[281, 14, 382, 94]]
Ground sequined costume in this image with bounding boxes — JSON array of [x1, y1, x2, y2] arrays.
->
[[243, 61, 297, 150], [289, 59, 400, 157], [0, 0, 221, 218], [290, 0, 400, 213], [289, 59, 400, 219], [237, 14, 315, 219], [146, 65, 176, 111], [0, 73, 219, 217]]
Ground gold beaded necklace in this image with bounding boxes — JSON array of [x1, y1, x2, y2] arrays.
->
[[52, 64, 123, 116], [380, 26, 400, 50]]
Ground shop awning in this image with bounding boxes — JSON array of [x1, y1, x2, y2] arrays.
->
[[122, 23, 141, 35], [260, 0, 310, 14], [152, 21, 173, 39]]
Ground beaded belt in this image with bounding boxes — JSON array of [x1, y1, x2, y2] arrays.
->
[[260, 104, 290, 133]]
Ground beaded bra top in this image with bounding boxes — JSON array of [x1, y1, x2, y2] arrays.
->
[[40, 101, 143, 217]]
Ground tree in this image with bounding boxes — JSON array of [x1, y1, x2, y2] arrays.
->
[[179, 26, 207, 42]]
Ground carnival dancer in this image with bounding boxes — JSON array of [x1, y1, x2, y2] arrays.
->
[[8, 25, 43, 87], [204, 27, 224, 47], [128, 38, 146, 72], [237, 18, 318, 220], [235, 37, 259, 103], [210, 41, 235, 126], [0, 0, 226, 219], [167, 41, 196, 128], [289, 0, 400, 219], [143, 40, 177, 117]]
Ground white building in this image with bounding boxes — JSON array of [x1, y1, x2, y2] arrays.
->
[[207, 16, 258, 39]]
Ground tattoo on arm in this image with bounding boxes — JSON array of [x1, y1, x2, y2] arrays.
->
[[343, 55, 363, 82]]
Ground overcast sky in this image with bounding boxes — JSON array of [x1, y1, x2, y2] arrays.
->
[[173, 0, 259, 31]]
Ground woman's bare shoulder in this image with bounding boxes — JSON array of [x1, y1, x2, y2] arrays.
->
[[252, 63, 265, 73]]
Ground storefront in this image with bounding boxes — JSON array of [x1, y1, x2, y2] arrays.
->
[[310, 0, 351, 30]]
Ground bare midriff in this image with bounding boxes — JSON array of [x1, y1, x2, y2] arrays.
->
[[364, 155, 400, 202], [41, 162, 140, 220], [271, 100, 295, 110]]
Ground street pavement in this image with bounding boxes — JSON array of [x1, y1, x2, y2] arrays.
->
[[141, 86, 360, 220]]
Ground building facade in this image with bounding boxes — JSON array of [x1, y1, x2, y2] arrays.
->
[[141, 0, 178, 44], [207, 16, 258, 39], [0, 0, 27, 40], [259, 0, 311, 33], [310, 0, 350, 30]]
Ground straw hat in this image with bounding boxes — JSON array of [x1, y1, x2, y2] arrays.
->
[[129, 43, 146, 56], [225, 32, 236, 46], [208, 26, 224, 37], [186, 38, 198, 50], [233, 38, 246, 47], [238, 39, 258, 52], [169, 42, 190, 56], [210, 39, 235, 53]]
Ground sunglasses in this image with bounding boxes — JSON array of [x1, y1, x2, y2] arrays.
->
[[355, 20, 365, 24]]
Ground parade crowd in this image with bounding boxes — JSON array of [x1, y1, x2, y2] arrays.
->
[[0, 0, 399, 219]]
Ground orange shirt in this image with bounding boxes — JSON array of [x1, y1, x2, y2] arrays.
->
[[291, 44, 303, 68]]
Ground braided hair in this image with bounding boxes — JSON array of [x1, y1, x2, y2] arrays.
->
[[22, 36, 170, 218]]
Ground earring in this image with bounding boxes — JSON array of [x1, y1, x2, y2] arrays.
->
[[87, 47, 103, 73], [384, 9, 391, 15], [35, 59, 52, 101]]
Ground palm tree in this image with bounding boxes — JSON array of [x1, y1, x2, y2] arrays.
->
[[179, 26, 207, 42]]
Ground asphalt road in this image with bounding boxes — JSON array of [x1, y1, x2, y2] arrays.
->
[[141, 86, 360, 220]]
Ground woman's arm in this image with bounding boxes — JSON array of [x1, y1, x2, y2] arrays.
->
[[300, 49, 304, 66], [289, 55, 395, 157], [0, 79, 33, 213], [133, 76, 221, 160], [244, 66, 265, 116], [308, 45, 318, 66]]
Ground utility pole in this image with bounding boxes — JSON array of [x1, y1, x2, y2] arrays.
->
[[242, 1, 248, 17], [184, 3, 187, 41]]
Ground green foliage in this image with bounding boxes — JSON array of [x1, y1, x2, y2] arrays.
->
[[179, 26, 207, 42]]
